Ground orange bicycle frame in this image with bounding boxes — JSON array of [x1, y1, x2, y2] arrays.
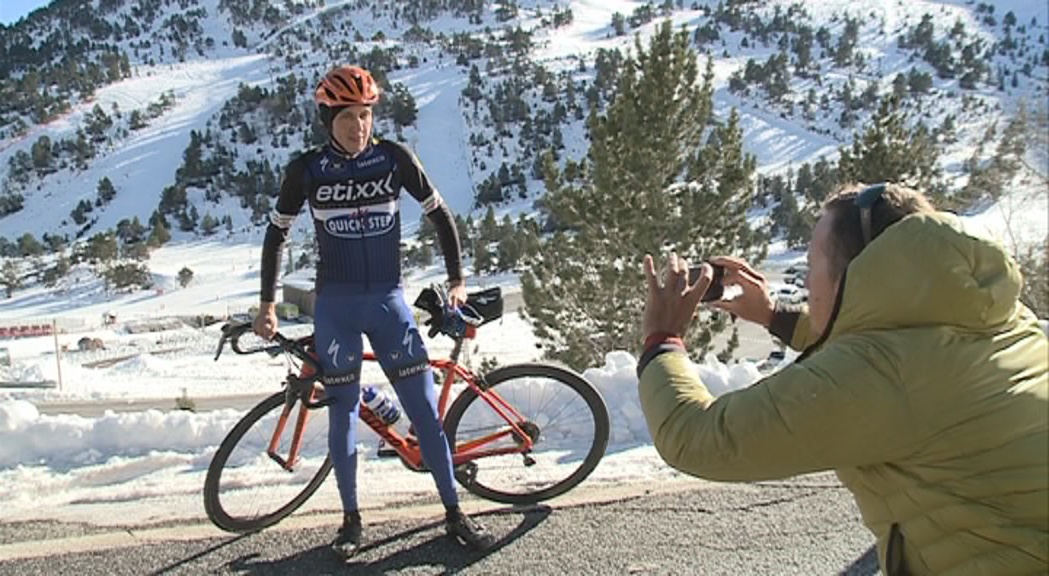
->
[[267, 339, 536, 472]]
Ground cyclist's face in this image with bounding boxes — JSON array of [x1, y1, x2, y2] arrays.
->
[[332, 104, 373, 155]]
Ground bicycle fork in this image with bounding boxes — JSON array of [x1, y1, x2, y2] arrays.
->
[[266, 377, 324, 471]]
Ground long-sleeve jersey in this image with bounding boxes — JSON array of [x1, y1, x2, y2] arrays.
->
[[260, 140, 462, 301]]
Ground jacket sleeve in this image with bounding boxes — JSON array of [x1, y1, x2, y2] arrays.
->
[[769, 302, 821, 351], [637, 335, 915, 481]]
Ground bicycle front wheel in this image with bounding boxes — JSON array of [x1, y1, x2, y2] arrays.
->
[[444, 363, 610, 505], [204, 391, 333, 533]]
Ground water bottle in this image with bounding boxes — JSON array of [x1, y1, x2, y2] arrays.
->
[[361, 386, 400, 426]]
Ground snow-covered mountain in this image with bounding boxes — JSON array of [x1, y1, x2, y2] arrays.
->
[[0, 0, 1045, 319]]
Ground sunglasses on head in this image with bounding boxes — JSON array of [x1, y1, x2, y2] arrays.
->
[[855, 183, 887, 247]]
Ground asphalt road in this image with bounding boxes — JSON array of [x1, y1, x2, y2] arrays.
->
[[0, 475, 878, 576]]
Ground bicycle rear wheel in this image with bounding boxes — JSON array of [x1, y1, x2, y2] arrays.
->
[[204, 391, 333, 533], [444, 363, 610, 505]]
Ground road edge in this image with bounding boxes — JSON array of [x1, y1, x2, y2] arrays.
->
[[0, 478, 700, 561]]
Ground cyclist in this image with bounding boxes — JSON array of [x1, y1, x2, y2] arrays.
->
[[253, 64, 496, 559]]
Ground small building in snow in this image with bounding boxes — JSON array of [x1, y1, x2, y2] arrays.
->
[[281, 271, 316, 319]]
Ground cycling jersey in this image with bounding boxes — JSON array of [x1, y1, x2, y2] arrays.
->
[[260, 140, 462, 300], [259, 138, 466, 513]]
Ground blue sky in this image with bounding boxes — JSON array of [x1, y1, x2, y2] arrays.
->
[[0, 0, 51, 25]]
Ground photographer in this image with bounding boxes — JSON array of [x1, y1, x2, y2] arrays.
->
[[637, 183, 1048, 576]]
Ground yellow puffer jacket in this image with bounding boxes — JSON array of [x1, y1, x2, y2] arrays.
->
[[638, 212, 1048, 575]]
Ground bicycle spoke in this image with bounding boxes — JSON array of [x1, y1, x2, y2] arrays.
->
[[447, 365, 609, 504]]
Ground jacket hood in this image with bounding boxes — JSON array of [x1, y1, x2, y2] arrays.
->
[[830, 212, 1024, 337]]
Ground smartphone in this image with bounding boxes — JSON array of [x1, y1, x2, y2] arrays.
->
[[688, 262, 725, 302]]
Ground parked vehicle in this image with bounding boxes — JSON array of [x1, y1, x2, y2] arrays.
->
[[757, 349, 787, 372], [774, 285, 806, 304]]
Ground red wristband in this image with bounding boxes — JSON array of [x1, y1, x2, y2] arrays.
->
[[643, 332, 684, 351]]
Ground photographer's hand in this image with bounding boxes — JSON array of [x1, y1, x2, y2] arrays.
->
[[708, 256, 775, 329], [642, 253, 711, 341]]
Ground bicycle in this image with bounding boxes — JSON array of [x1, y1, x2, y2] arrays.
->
[[203, 285, 611, 533]]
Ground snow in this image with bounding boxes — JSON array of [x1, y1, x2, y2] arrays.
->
[[1, 0, 1045, 246], [393, 63, 474, 224], [0, 328, 777, 526], [0, 0, 1046, 528], [0, 237, 783, 527], [0, 55, 274, 239], [961, 185, 1049, 252]]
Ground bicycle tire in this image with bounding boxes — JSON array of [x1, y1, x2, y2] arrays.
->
[[444, 363, 610, 505], [204, 391, 333, 533]]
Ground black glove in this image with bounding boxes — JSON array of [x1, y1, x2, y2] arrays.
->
[[414, 286, 446, 338]]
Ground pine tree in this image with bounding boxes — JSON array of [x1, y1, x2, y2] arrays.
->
[[1, 260, 22, 298], [43, 233, 66, 254], [103, 263, 152, 291], [834, 17, 860, 67], [129, 110, 147, 130], [178, 266, 194, 288], [84, 232, 119, 265], [97, 177, 117, 204], [522, 22, 764, 370], [123, 241, 150, 261], [30, 136, 53, 173], [837, 95, 943, 198], [43, 255, 71, 288], [473, 239, 494, 274], [177, 130, 205, 185], [17, 233, 44, 257], [388, 83, 418, 127], [479, 206, 499, 243], [148, 219, 171, 248], [496, 215, 522, 271], [201, 213, 219, 236], [85, 103, 113, 141], [418, 215, 438, 252], [74, 130, 96, 170], [416, 242, 434, 267]]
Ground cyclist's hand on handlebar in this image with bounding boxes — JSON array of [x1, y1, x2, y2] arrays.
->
[[447, 280, 467, 308], [253, 302, 279, 341]]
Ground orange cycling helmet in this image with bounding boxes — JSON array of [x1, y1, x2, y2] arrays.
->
[[315, 65, 381, 107]]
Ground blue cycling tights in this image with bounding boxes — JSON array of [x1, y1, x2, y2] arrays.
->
[[313, 284, 458, 512]]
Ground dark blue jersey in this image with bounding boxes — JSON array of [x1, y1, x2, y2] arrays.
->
[[260, 140, 462, 301]]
